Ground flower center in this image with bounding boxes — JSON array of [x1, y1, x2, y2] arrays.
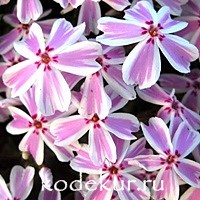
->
[[171, 100, 179, 110], [166, 155, 175, 164], [33, 120, 42, 129], [22, 24, 30, 30], [91, 114, 99, 123], [41, 53, 51, 64], [149, 27, 158, 37], [109, 166, 118, 174]]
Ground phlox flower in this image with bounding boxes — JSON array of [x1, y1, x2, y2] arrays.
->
[[38, 167, 61, 200], [51, 85, 139, 165], [6, 87, 79, 165], [3, 18, 102, 115], [136, 83, 200, 136], [0, 8, 54, 54], [97, 1, 199, 89], [128, 117, 200, 200], [0, 165, 35, 200], [159, 68, 200, 113], [131, 0, 188, 16], [70, 137, 151, 200], [176, 0, 200, 59]]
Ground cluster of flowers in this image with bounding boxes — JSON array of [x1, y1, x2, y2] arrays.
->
[[0, 0, 200, 199]]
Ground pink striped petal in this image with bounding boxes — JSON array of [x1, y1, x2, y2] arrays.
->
[[17, 0, 43, 23], [6, 106, 32, 134], [122, 38, 161, 89], [158, 6, 188, 33], [89, 126, 116, 164], [51, 115, 91, 146], [0, 28, 21, 54], [103, 0, 130, 11], [136, 83, 171, 105], [3, 12, 20, 27], [174, 159, 200, 187], [157, 106, 171, 123], [128, 155, 164, 171], [126, 137, 152, 159], [157, 34, 199, 73], [62, 72, 83, 89], [180, 187, 200, 200], [46, 19, 85, 54], [10, 165, 35, 199], [55, 41, 102, 76], [124, 1, 157, 24], [79, 73, 111, 119], [3, 60, 42, 97], [180, 105, 200, 130], [102, 65, 136, 100], [35, 68, 71, 116], [141, 117, 173, 155], [100, 113, 139, 140], [70, 145, 101, 174], [37, 19, 56, 36], [41, 131, 74, 162], [78, 0, 100, 35], [105, 85, 128, 113], [153, 167, 179, 200], [19, 130, 44, 165], [97, 17, 147, 46], [14, 23, 45, 59], [85, 175, 113, 200], [0, 175, 12, 199], [172, 122, 200, 158]]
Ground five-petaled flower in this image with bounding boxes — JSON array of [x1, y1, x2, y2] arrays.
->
[[128, 117, 200, 200], [97, 1, 199, 89]]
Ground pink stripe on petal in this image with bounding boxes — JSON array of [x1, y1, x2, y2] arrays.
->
[[153, 166, 179, 200], [70, 145, 101, 174], [17, 0, 43, 23], [46, 19, 85, 54], [172, 122, 200, 158], [105, 85, 128, 113], [41, 131, 74, 162], [38, 190, 61, 200], [3, 60, 42, 97], [157, 34, 199, 73], [101, 113, 139, 140], [157, 106, 171, 123], [174, 159, 200, 187], [102, 65, 136, 100], [89, 127, 116, 165], [6, 106, 32, 134], [79, 73, 111, 119], [3, 13, 19, 27], [0, 28, 22, 54], [136, 84, 171, 105], [97, 17, 147, 46], [128, 155, 164, 171], [14, 23, 45, 59], [10, 165, 35, 199], [141, 117, 173, 155], [35, 68, 71, 116], [51, 115, 90, 146], [19, 130, 44, 165], [0, 175, 12, 199], [78, 0, 101, 35], [56, 41, 102, 76], [123, 38, 161, 89]]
